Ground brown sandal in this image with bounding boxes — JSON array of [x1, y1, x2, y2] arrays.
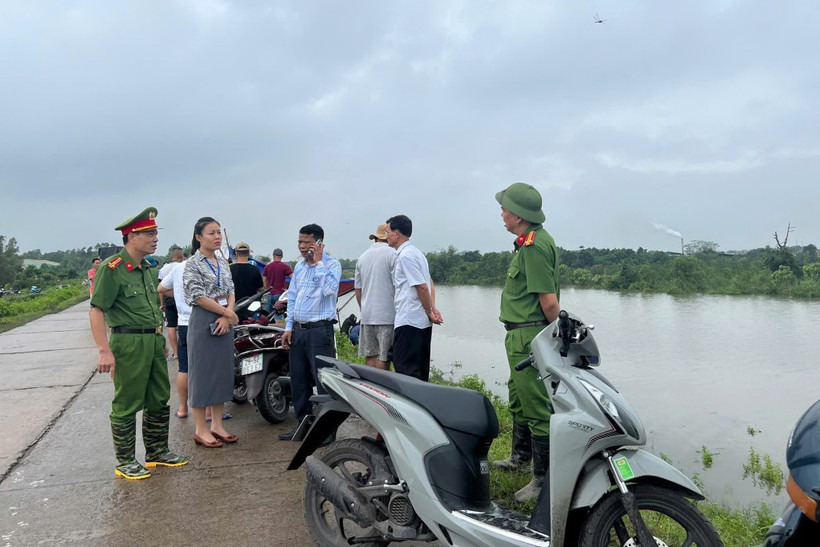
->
[[193, 433, 223, 448], [211, 431, 238, 444]]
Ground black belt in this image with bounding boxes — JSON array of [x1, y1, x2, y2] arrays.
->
[[111, 326, 163, 334], [504, 320, 550, 331], [294, 319, 336, 329]]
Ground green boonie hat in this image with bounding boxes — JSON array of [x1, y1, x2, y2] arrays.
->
[[115, 207, 159, 235], [495, 183, 545, 224]]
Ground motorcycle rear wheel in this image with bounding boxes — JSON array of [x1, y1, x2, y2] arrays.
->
[[232, 378, 248, 404], [578, 484, 723, 547], [303, 439, 390, 547], [255, 373, 289, 424]]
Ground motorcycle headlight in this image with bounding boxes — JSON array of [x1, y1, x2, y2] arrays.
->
[[579, 378, 621, 421], [578, 378, 641, 440]]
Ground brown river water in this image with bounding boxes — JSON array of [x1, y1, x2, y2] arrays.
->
[[340, 285, 820, 508], [425, 285, 820, 509]]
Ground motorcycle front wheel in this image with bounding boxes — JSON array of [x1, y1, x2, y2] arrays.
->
[[578, 484, 723, 547], [303, 439, 390, 547]]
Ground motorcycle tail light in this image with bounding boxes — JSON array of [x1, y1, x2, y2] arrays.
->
[[787, 474, 819, 522]]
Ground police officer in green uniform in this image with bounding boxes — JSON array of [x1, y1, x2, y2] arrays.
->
[[89, 207, 188, 480], [493, 183, 560, 502]]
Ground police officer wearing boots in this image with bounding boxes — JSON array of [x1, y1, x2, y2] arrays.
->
[[89, 207, 188, 480], [493, 183, 561, 502]]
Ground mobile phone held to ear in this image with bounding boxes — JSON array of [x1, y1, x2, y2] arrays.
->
[[308, 239, 323, 257]]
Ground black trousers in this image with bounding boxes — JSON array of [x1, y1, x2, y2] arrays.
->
[[290, 323, 336, 421], [392, 325, 432, 382]]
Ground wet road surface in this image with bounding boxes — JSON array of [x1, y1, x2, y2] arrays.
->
[[0, 302, 312, 546]]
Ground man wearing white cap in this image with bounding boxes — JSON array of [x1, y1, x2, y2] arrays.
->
[[354, 224, 397, 370]]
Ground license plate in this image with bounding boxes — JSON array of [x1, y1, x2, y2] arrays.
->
[[240, 354, 263, 375]]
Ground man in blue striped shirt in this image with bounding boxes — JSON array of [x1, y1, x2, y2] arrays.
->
[[279, 224, 341, 441]]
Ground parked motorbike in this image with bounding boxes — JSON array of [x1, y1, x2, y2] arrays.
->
[[764, 399, 820, 546], [288, 310, 722, 546], [232, 292, 292, 424]]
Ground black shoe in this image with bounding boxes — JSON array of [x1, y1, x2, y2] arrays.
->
[[279, 428, 297, 441]]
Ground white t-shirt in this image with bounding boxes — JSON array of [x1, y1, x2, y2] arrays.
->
[[392, 241, 432, 329], [158, 261, 177, 281], [160, 260, 192, 327], [354, 242, 396, 325]]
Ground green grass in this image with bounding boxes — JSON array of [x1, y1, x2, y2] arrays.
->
[[334, 332, 778, 544], [0, 284, 89, 332]]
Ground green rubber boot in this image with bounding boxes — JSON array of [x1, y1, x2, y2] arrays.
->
[[143, 407, 188, 468], [514, 434, 549, 502], [111, 416, 151, 480]]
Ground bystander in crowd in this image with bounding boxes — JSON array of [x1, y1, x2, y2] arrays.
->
[[385, 215, 442, 382], [354, 223, 396, 370], [279, 224, 340, 441]]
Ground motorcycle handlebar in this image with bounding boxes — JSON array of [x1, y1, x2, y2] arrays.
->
[[514, 357, 532, 371], [558, 310, 572, 356]]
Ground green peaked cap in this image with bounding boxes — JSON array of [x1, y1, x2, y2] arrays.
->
[[115, 207, 159, 234], [495, 183, 545, 224]]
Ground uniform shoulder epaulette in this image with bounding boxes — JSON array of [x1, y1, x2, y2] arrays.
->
[[522, 231, 536, 247], [107, 257, 123, 269]]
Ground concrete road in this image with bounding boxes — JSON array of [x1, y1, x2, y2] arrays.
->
[[0, 302, 312, 546]]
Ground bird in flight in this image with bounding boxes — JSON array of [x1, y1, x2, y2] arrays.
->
[[593, 13, 606, 24]]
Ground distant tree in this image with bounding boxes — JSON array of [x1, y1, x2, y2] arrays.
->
[[0, 236, 23, 286], [684, 240, 719, 255], [800, 244, 818, 265], [763, 246, 800, 276], [773, 223, 795, 250]]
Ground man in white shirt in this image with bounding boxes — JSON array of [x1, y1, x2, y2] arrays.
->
[[385, 215, 443, 381], [158, 247, 184, 360], [354, 224, 397, 370], [158, 257, 192, 419]]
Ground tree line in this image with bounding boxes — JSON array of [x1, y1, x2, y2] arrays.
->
[[4, 233, 820, 299], [425, 243, 820, 298]]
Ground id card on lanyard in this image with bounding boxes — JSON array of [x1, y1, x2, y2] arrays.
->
[[205, 256, 228, 307]]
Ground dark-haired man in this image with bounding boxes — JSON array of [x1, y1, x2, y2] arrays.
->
[[279, 224, 341, 440], [229, 242, 264, 309], [88, 257, 101, 296], [262, 248, 293, 313], [385, 215, 442, 382]]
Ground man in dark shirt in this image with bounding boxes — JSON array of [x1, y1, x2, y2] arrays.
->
[[229, 242, 264, 305], [262, 248, 293, 312]]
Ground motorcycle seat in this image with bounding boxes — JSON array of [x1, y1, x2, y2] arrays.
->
[[333, 359, 499, 439]]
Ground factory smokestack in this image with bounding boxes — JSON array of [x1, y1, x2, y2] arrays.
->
[[652, 223, 684, 253]]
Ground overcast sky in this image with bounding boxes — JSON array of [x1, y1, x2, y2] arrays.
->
[[1, 1, 818, 259]]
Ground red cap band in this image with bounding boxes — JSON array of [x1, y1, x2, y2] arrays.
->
[[121, 218, 157, 235]]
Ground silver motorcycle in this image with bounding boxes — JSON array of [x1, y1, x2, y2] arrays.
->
[[288, 311, 722, 546]]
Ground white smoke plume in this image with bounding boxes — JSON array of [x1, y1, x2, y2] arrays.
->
[[652, 223, 682, 239]]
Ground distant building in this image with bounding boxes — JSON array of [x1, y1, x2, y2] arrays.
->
[[22, 259, 60, 269]]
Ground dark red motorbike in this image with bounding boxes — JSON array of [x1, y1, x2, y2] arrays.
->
[[233, 291, 291, 424]]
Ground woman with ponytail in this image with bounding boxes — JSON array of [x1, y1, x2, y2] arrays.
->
[[182, 217, 240, 447]]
